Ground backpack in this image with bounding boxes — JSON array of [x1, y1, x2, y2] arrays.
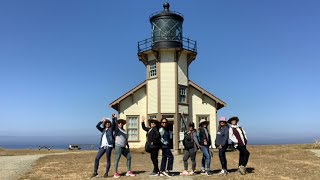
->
[[183, 132, 194, 150]]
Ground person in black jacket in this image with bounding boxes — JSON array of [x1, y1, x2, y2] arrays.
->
[[215, 117, 229, 176], [91, 114, 116, 178], [141, 115, 161, 176], [198, 119, 213, 176], [159, 118, 174, 177]]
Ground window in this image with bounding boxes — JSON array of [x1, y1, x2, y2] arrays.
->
[[179, 86, 187, 103], [149, 62, 157, 78], [127, 116, 139, 141]]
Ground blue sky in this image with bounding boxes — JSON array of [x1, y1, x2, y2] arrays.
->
[[0, 0, 319, 144]]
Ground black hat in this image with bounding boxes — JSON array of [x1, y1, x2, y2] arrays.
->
[[228, 116, 239, 124], [148, 118, 160, 124], [104, 118, 112, 124], [117, 119, 126, 125]]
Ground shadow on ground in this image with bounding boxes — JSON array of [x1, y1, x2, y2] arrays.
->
[[228, 167, 255, 174], [119, 171, 146, 176]]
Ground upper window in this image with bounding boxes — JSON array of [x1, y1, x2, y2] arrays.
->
[[149, 62, 157, 78], [179, 86, 187, 103], [127, 116, 139, 141]]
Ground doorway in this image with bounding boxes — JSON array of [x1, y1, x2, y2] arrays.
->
[[162, 115, 174, 149]]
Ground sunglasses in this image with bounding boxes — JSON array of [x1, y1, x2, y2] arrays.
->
[[161, 122, 168, 124]]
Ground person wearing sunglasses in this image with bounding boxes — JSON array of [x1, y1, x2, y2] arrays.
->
[[113, 115, 136, 178], [159, 118, 174, 177]]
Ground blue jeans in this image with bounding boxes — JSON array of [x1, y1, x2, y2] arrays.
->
[[201, 146, 211, 171], [94, 147, 112, 175], [160, 148, 174, 172], [219, 145, 228, 170]]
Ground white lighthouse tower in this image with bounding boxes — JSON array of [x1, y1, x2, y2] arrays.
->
[[110, 3, 226, 150]]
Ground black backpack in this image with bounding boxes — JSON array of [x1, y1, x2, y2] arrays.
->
[[183, 132, 194, 150]]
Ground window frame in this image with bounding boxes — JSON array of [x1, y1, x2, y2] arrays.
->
[[149, 61, 157, 78], [179, 86, 187, 104], [126, 115, 140, 142]]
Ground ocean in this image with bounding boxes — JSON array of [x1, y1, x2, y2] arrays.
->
[[0, 134, 318, 150]]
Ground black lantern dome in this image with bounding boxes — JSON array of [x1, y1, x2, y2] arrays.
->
[[138, 3, 197, 63], [149, 2, 184, 49]]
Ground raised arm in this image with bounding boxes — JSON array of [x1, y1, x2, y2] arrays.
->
[[141, 115, 151, 132], [112, 114, 119, 133], [96, 118, 105, 132]]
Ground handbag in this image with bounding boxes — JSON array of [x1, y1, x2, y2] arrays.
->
[[145, 142, 152, 153]]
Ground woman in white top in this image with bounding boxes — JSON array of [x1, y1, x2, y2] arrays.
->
[[228, 116, 250, 175]]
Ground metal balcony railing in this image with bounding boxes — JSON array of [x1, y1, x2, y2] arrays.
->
[[138, 37, 197, 53]]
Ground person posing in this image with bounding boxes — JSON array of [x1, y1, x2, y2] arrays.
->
[[228, 116, 250, 175], [159, 118, 174, 177], [113, 115, 135, 178], [215, 117, 229, 176], [141, 115, 161, 176], [91, 115, 116, 178], [198, 119, 213, 176], [180, 113, 200, 176]]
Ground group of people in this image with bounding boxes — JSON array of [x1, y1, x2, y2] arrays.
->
[[91, 113, 250, 178], [92, 114, 135, 178], [214, 116, 250, 176]]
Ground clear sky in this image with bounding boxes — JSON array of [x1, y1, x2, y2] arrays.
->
[[0, 0, 319, 144]]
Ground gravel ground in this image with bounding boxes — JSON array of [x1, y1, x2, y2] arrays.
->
[[0, 154, 46, 180]]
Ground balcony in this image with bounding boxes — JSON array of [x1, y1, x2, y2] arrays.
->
[[138, 37, 197, 54]]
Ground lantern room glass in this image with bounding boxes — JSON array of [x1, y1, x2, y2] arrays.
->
[[151, 18, 182, 43]]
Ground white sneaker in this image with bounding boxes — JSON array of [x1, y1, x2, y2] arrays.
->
[[218, 169, 228, 175]]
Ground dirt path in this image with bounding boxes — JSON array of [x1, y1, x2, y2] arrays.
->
[[0, 152, 75, 180], [0, 154, 46, 180]]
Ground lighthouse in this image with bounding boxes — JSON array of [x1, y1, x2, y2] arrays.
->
[[110, 3, 226, 150]]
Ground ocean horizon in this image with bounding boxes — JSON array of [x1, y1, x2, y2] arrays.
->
[[0, 135, 318, 150]]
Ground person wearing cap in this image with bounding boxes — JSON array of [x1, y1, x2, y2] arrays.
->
[[228, 116, 250, 175], [159, 118, 174, 177], [180, 112, 201, 176], [215, 117, 229, 176], [113, 115, 135, 178], [91, 114, 116, 178], [198, 119, 213, 176], [141, 115, 161, 176]]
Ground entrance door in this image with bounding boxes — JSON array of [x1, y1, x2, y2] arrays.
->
[[167, 121, 174, 149]]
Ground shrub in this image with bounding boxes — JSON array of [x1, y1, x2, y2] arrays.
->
[[313, 139, 320, 149]]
